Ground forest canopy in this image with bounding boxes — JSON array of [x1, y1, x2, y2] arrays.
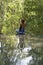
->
[[0, 0, 43, 35]]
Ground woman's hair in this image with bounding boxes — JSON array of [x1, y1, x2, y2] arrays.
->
[[20, 18, 25, 23]]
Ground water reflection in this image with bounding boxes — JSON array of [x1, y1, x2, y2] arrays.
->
[[16, 56, 32, 65], [17, 47, 32, 65], [10, 47, 32, 65], [0, 35, 43, 65]]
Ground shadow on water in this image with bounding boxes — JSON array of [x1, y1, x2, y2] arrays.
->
[[0, 35, 43, 65]]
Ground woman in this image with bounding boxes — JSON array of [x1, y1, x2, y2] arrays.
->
[[19, 19, 25, 33], [16, 18, 25, 35]]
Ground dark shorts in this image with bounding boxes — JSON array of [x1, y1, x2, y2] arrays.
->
[[16, 29, 25, 35]]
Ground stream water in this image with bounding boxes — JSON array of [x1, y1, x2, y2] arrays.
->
[[10, 35, 43, 65], [0, 35, 43, 65], [10, 47, 32, 65]]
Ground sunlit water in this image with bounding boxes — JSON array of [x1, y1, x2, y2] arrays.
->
[[10, 35, 43, 65], [10, 47, 32, 65], [16, 56, 32, 65], [16, 47, 32, 65], [0, 35, 43, 65]]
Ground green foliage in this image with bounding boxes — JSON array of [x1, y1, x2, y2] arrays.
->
[[0, 0, 43, 35], [0, 0, 24, 34], [24, 0, 43, 35]]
